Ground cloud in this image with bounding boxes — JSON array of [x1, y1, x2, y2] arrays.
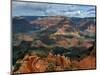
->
[[13, 1, 48, 11], [87, 7, 95, 11], [12, 1, 96, 17]]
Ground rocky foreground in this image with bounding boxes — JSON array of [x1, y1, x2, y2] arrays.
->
[[12, 48, 96, 74]]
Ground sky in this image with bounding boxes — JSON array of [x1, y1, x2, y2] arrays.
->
[[12, 1, 96, 18]]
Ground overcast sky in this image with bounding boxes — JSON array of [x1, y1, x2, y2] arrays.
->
[[12, 1, 96, 18]]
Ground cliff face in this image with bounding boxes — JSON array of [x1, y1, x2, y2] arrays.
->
[[13, 16, 96, 33], [12, 16, 96, 74]]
